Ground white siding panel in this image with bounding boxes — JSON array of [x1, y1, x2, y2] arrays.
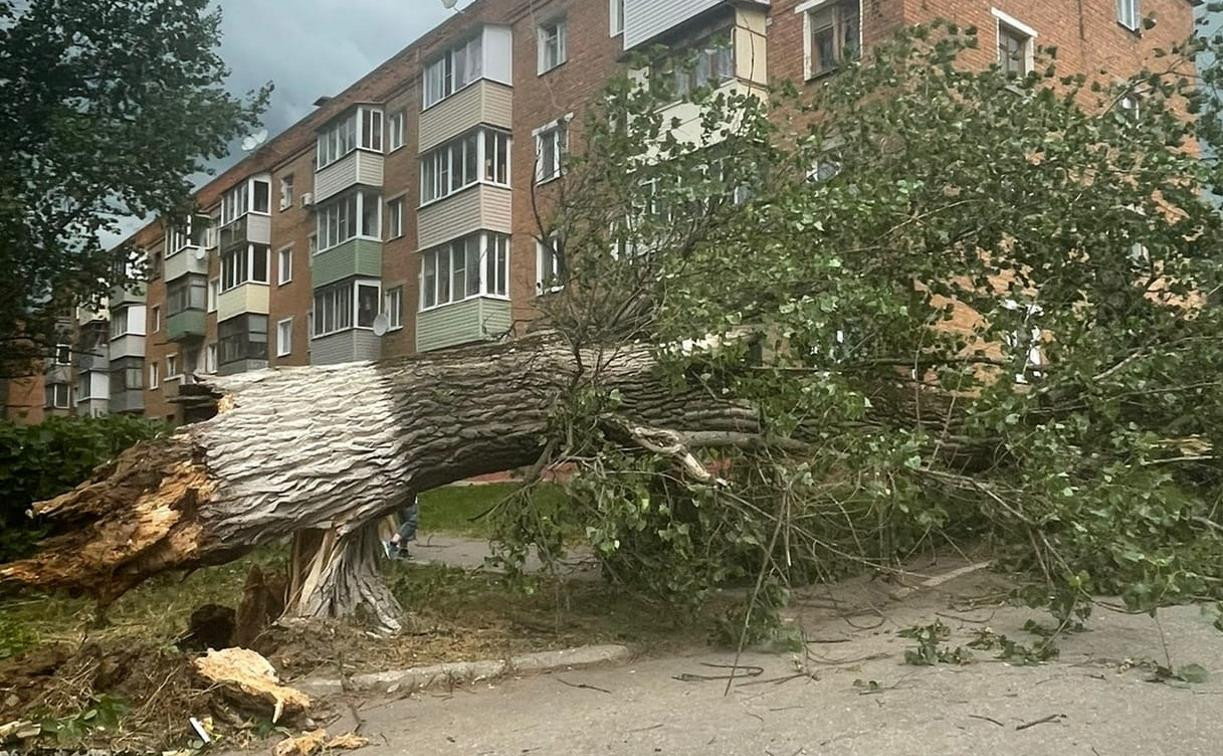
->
[[417, 185, 512, 250], [247, 213, 272, 245], [217, 283, 270, 322], [484, 25, 514, 84], [419, 81, 513, 153], [356, 151, 384, 188], [314, 151, 360, 203]]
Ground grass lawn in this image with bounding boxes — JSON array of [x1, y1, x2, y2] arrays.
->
[[419, 482, 568, 539]]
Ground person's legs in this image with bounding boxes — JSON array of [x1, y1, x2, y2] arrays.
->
[[391, 497, 420, 558]]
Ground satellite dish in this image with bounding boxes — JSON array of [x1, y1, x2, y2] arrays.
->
[[193, 246, 207, 261], [241, 128, 269, 152], [372, 313, 390, 337], [441, 0, 458, 8]]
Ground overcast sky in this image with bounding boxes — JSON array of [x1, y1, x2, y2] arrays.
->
[[105, 0, 467, 246]]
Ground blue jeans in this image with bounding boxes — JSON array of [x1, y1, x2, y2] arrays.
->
[[394, 496, 419, 545]]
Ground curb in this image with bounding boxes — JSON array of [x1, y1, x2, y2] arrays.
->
[[298, 644, 632, 696]]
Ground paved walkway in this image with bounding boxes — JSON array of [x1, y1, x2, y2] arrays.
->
[[336, 562, 1223, 755], [407, 532, 598, 579]]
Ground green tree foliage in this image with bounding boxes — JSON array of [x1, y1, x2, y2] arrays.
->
[[500, 20, 1223, 629], [0, 0, 269, 375], [0, 415, 164, 560]]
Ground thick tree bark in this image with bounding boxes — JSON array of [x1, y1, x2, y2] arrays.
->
[[0, 335, 759, 624]]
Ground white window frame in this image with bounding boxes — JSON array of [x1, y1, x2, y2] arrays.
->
[[387, 198, 405, 240], [220, 243, 270, 292], [388, 110, 406, 151], [316, 107, 383, 170], [165, 353, 180, 381], [609, 0, 624, 36], [151, 305, 161, 333], [419, 232, 511, 311], [149, 362, 160, 390], [1117, 0, 1140, 31], [535, 233, 565, 294], [46, 382, 70, 409], [385, 286, 403, 331], [533, 116, 570, 185], [207, 278, 218, 312], [992, 8, 1037, 77], [221, 175, 272, 226], [205, 343, 217, 374], [312, 279, 382, 338], [53, 343, 71, 365], [797, 0, 862, 81], [278, 245, 293, 285], [166, 214, 208, 256], [418, 128, 511, 207], [423, 34, 484, 109], [277, 318, 293, 357], [316, 190, 382, 253], [537, 18, 567, 75], [279, 174, 294, 211]]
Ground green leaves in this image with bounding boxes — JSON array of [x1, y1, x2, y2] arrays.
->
[[0, 415, 164, 560]]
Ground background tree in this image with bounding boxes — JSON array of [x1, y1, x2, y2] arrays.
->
[[0, 0, 269, 377], [4, 21, 1223, 638]]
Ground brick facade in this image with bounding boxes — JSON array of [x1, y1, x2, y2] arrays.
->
[[111, 0, 1195, 425]]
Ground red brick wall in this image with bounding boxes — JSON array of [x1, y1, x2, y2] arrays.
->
[[124, 0, 1196, 419]]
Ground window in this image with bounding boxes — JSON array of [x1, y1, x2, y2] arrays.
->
[[148, 248, 162, 280], [278, 246, 293, 285], [205, 343, 217, 374], [221, 244, 269, 291], [166, 353, 180, 379], [610, 0, 624, 36], [385, 287, 403, 330], [538, 18, 567, 74], [208, 279, 218, 312], [420, 129, 509, 205], [424, 34, 483, 108], [151, 306, 161, 333], [804, 0, 859, 80], [53, 344, 71, 365], [420, 232, 509, 309], [280, 174, 294, 210], [221, 176, 271, 225], [316, 107, 383, 169], [218, 315, 269, 365], [662, 29, 734, 97], [167, 276, 207, 315], [109, 357, 143, 394], [536, 234, 565, 294], [357, 283, 380, 328], [1119, 93, 1140, 124], [166, 215, 208, 254], [312, 280, 380, 336], [277, 318, 293, 357], [1117, 0, 1140, 31], [534, 119, 568, 184], [993, 9, 1036, 78], [317, 190, 381, 251], [149, 362, 160, 390], [388, 111, 406, 151], [45, 383, 70, 409], [308, 233, 318, 257], [387, 199, 404, 240]]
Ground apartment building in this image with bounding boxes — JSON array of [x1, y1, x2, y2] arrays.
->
[[111, 0, 1194, 424]]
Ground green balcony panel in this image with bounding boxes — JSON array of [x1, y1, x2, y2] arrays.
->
[[416, 297, 511, 353], [167, 309, 207, 341], [313, 238, 383, 288]]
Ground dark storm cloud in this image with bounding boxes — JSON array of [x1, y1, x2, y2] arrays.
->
[[104, 0, 463, 247], [213, 0, 457, 170]]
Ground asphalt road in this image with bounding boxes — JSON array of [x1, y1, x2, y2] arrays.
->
[[334, 563, 1223, 756]]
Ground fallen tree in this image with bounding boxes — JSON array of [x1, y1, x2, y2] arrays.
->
[[5, 24, 1223, 639], [0, 337, 760, 629]]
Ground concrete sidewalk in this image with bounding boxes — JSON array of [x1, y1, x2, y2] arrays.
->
[[406, 532, 598, 579], [335, 562, 1223, 755]]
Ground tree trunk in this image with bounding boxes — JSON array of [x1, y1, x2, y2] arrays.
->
[[0, 336, 760, 619]]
